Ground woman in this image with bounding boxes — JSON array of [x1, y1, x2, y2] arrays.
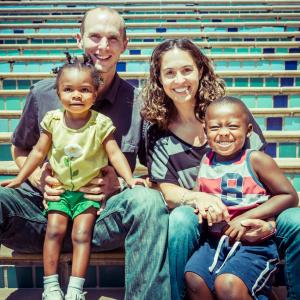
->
[[141, 38, 274, 300]]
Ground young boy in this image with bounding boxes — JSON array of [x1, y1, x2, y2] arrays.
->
[[185, 96, 298, 300]]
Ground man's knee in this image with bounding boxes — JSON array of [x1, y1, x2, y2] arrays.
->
[[124, 186, 166, 215]]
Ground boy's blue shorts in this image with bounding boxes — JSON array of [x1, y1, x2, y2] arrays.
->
[[185, 237, 279, 300]]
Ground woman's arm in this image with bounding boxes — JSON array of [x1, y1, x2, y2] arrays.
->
[[159, 182, 229, 224], [240, 219, 276, 243]]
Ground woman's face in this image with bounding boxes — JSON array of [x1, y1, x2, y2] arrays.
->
[[159, 47, 202, 105]]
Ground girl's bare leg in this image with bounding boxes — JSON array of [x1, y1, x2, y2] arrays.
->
[[71, 207, 97, 277], [43, 212, 69, 276]]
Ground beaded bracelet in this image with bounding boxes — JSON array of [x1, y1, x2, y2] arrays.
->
[[260, 221, 276, 241]]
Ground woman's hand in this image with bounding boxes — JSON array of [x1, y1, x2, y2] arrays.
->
[[193, 192, 230, 225], [239, 219, 276, 243], [79, 165, 120, 214]]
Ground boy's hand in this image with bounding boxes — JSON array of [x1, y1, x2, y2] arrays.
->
[[224, 217, 247, 241]]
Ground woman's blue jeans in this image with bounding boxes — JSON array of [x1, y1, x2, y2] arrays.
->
[[0, 185, 171, 300], [168, 205, 300, 300], [276, 207, 300, 300], [168, 206, 202, 300]]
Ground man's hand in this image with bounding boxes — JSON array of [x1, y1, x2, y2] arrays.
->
[[79, 165, 120, 214], [42, 162, 64, 209]]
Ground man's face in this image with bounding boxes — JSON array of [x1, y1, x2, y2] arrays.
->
[[77, 10, 128, 76]]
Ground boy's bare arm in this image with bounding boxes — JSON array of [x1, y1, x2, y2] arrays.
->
[[237, 151, 298, 221], [225, 151, 298, 241]]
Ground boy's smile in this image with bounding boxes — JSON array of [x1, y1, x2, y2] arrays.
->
[[205, 102, 253, 162]]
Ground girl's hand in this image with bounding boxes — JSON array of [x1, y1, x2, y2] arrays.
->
[[193, 193, 230, 225], [127, 178, 148, 188], [0, 178, 22, 188]]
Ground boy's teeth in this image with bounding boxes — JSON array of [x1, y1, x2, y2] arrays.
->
[[219, 142, 231, 145]]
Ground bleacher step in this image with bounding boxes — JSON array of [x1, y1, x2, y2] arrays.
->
[[1, 158, 300, 176], [0, 288, 124, 300]]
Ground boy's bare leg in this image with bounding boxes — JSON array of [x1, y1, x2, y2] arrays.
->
[[215, 274, 252, 300], [185, 272, 214, 300], [43, 212, 69, 275]]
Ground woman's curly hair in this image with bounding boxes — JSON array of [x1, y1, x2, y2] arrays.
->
[[141, 39, 226, 129]]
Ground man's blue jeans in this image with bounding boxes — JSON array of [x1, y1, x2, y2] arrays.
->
[[168, 206, 202, 300], [168, 205, 300, 300], [276, 207, 300, 300], [0, 185, 171, 300]]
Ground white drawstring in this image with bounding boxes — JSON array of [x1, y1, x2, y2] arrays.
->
[[215, 240, 240, 274], [209, 235, 228, 273], [209, 235, 241, 274]]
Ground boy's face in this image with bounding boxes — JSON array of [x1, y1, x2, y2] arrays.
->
[[58, 68, 97, 117], [205, 103, 253, 161]]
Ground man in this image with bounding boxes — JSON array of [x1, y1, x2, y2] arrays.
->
[[0, 7, 171, 300]]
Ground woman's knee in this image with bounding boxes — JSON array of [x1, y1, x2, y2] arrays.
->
[[276, 208, 300, 237], [215, 274, 249, 300]]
